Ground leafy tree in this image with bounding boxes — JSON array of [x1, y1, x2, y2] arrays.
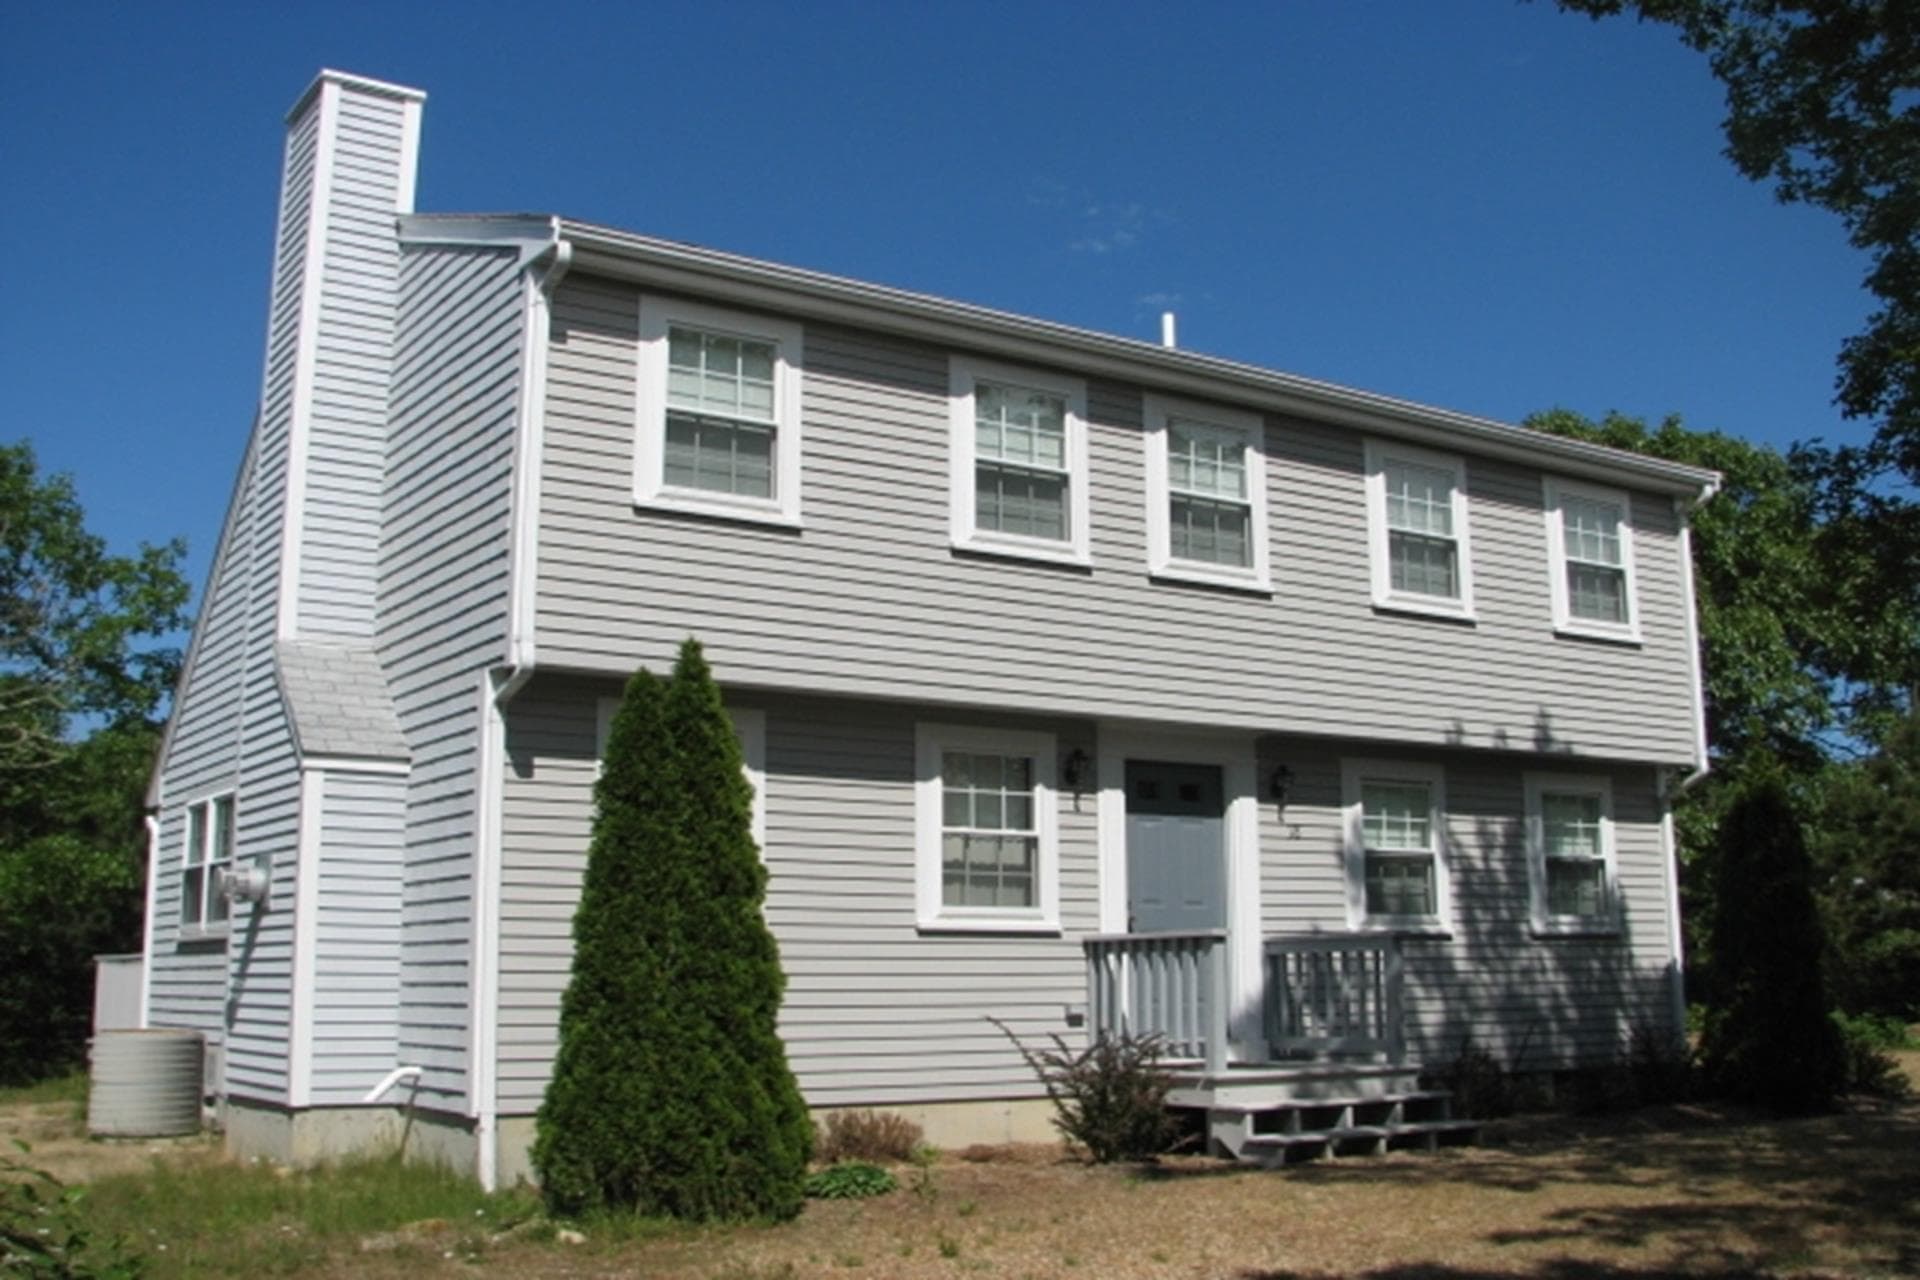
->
[[1811, 716, 1920, 1019], [1526, 409, 1918, 999], [1528, 410, 1915, 764], [0, 836, 142, 1084], [533, 640, 809, 1221], [1, 441, 190, 1083], [1698, 770, 1845, 1112], [1553, 2, 1920, 487], [2, 441, 188, 778], [1550, 2, 1920, 647]]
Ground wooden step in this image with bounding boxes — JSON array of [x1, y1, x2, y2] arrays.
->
[[1237, 1119, 1481, 1168]]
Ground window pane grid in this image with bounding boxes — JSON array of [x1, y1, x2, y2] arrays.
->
[[1540, 790, 1606, 918], [1167, 421, 1247, 501], [941, 751, 1038, 909], [1384, 462, 1454, 537], [1562, 498, 1622, 567], [1360, 782, 1431, 849], [1546, 859, 1607, 917], [1389, 531, 1458, 597], [1365, 853, 1435, 917], [975, 463, 1067, 540], [975, 383, 1068, 473], [665, 412, 775, 499], [181, 797, 234, 929], [666, 327, 777, 424], [1169, 495, 1251, 567], [1567, 562, 1628, 623]]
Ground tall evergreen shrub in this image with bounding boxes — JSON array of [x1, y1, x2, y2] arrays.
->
[[532, 640, 810, 1220], [1698, 772, 1845, 1113]]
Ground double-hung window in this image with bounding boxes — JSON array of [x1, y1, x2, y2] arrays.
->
[[1544, 478, 1639, 642], [1342, 760, 1449, 931], [1144, 394, 1270, 590], [949, 357, 1090, 565], [1364, 440, 1474, 619], [1524, 773, 1618, 934], [180, 793, 235, 935], [915, 724, 1059, 932], [636, 297, 803, 525]]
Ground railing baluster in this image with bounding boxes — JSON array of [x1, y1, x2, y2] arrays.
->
[[1257, 934, 1407, 1062]]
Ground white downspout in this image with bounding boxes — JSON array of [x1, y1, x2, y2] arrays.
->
[[139, 813, 161, 1027], [472, 228, 572, 1192], [1660, 477, 1720, 1046]]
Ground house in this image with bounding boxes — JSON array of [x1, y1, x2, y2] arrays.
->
[[141, 70, 1720, 1187]]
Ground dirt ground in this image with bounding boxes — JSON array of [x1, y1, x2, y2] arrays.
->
[[9, 1053, 1918, 1279], [0, 1097, 219, 1183]]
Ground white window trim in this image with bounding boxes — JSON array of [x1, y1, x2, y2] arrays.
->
[[1543, 477, 1642, 644], [948, 356, 1091, 567], [1363, 439, 1476, 621], [1340, 758, 1452, 934], [634, 296, 804, 527], [1523, 771, 1622, 936], [177, 791, 235, 943], [597, 698, 766, 849], [1143, 394, 1271, 592], [915, 722, 1061, 934]]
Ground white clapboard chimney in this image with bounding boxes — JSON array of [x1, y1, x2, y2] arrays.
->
[[258, 71, 425, 641]]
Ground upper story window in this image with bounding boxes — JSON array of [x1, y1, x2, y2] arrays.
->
[[949, 357, 1090, 566], [1544, 478, 1640, 643], [1341, 759, 1450, 933], [180, 793, 234, 937], [915, 723, 1060, 932], [1523, 773, 1619, 935], [1364, 440, 1475, 621], [1144, 394, 1271, 591], [636, 297, 803, 527]]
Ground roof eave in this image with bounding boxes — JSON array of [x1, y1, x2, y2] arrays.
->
[[552, 218, 1722, 499]]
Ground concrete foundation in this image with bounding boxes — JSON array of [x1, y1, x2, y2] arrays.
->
[[224, 1098, 476, 1174], [223, 1094, 1058, 1187]]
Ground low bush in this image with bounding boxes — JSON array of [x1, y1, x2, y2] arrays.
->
[[814, 1110, 924, 1164], [1832, 1012, 1914, 1099], [1628, 1021, 1697, 1105], [992, 1019, 1173, 1163], [1425, 1039, 1518, 1119], [802, 1162, 897, 1200]]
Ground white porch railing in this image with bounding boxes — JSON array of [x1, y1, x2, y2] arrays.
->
[[1262, 934, 1406, 1063], [1083, 930, 1229, 1072]]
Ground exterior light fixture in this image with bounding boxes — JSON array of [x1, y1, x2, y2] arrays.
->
[[1062, 748, 1091, 793]]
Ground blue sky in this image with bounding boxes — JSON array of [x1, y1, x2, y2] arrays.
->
[[0, 1, 1871, 601]]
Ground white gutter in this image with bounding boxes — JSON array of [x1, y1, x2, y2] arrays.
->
[[470, 226, 571, 1192]]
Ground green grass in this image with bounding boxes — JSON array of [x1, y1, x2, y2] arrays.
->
[[79, 1154, 542, 1277], [0, 1069, 88, 1107]]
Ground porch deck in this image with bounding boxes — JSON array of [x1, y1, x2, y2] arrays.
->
[[1083, 931, 1479, 1164]]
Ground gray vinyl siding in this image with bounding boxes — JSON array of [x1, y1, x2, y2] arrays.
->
[[145, 82, 324, 1095], [310, 770, 405, 1103], [380, 242, 526, 1110], [536, 277, 1697, 766], [494, 680, 1099, 1114], [296, 89, 411, 640], [1255, 740, 1676, 1068], [147, 445, 256, 1041]]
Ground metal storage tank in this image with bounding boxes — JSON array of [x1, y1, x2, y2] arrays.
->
[[87, 1028, 203, 1137]]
